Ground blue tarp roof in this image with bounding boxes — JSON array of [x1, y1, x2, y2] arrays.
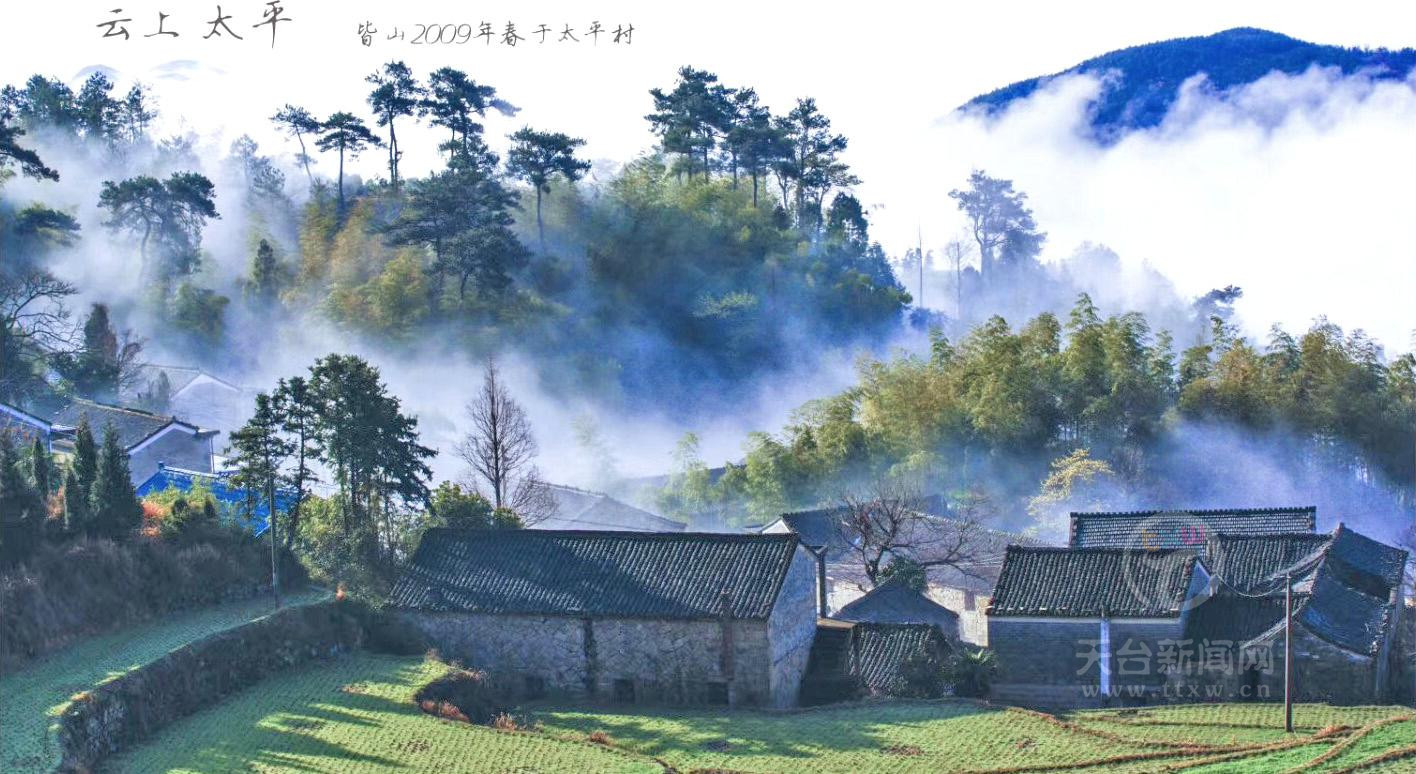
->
[[137, 465, 296, 536]]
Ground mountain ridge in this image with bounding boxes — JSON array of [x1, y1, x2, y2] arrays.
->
[[962, 27, 1416, 141]]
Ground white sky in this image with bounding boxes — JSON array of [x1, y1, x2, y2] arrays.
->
[[5, 0, 1416, 348]]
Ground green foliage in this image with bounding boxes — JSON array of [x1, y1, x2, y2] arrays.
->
[[97, 171, 218, 282], [879, 558, 928, 591], [431, 481, 521, 530], [947, 647, 998, 698], [54, 303, 140, 402], [892, 646, 949, 699], [88, 426, 142, 538], [168, 282, 230, 349], [0, 432, 44, 563], [315, 111, 381, 213]]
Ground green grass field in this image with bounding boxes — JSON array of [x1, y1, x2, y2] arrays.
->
[[0, 589, 328, 774], [104, 652, 1416, 773]]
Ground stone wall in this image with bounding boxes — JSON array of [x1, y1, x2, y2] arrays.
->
[[396, 610, 782, 707], [989, 617, 1184, 709], [767, 546, 822, 707], [928, 586, 985, 644], [1276, 628, 1380, 705], [55, 600, 363, 773]]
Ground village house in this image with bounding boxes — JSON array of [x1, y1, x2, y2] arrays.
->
[[124, 364, 247, 443], [987, 507, 1409, 708], [51, 399, 218, 485], [0, 401, 71, 451], [761, 505, 1034, 644], [387, 529, 819, 708], [833, 574, 962, 639], [537, 483, 687, 531]]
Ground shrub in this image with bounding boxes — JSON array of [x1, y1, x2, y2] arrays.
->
[[948, 646, 998, 698], [0, 531, 304, 671], [893, 648, 949, 699], [413, 667, 510, 725]]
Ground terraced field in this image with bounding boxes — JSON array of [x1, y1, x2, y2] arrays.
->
[[0, 589, 329, 774], [105, 651, 1416, 773]]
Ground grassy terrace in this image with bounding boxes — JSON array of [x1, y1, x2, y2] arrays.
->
[[106, 652, 1416, 773], [0, 589, 329, 774]]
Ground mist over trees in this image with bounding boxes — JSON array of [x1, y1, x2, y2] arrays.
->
[[659, 294, 1416, 544], [0, 60, 1411, 562]]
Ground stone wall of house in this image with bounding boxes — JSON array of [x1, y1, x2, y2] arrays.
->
[[1211, 628, 1381, 706], [133, 431, 213, 485], [767, 546, 822, 707], [394, 610, 782, 707], [989, 617, 1184, 709], [927, 586, 984, 644]]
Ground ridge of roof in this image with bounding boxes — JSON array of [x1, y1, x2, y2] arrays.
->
[[1071, 506, 1316, 518], [424, 527, 796, 543]]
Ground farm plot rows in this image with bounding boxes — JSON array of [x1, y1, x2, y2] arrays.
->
[[105, 650, 1416, 773], [0, 589, 328, 774]]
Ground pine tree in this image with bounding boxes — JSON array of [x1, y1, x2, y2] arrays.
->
[[62, 468, 89, 535], [73, 417, 98, 494], [248, 239, 280, 305], [228, 392, 293, 594], [0, 434, 43, 563], [28, 436, 52, 496], [89, 426, 142, 539]]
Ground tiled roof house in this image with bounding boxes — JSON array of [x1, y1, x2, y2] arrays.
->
[[388, 529, 820, 708]]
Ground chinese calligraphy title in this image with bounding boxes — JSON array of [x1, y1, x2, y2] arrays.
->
[[98, 3, 293, 48]]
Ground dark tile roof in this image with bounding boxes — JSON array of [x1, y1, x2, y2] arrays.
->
[[1195, 524, 1406, 658], [851, 623, 952, 694], [1298, 561, 1395, 656], [537, 484, 686, 532], [51, 399, 191, 450], [833, 576, 960, 632], [1070, 507, 1317, 549], [388, 529, 803, 620], [772, 508, 847, 553], [1203, 534, 1330, 593], [1326, 525, 1408, 593], [988, 546, 1199, 618], [0, 402, 64, 445]]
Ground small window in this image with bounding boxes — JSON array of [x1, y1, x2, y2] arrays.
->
[[523, 675, 546, 699], [613, 678, 636, 703], [705, 681, 729, 706], [963, 591, 977, 611]]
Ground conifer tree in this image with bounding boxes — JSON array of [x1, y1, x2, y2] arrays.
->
[[89, 426, 142, 538], [62, 468, 89, 535], [28, 436, 52, 496], [0, 434, 43, 562], [72, 417, 98, 495]]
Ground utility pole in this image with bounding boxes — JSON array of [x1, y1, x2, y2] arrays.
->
[[1284, 572, 1294, 733]]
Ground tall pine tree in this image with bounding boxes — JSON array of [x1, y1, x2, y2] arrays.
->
[[0, 433, 43, 563], [89, 426, 142, 538], [62, 468, 89, 536]]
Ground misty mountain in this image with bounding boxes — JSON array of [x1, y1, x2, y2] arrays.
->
[[962, 27, 1416, 142]]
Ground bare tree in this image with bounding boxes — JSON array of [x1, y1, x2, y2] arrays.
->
[[834, 477, 987, 590], [0, 269, 76, 402], [456, 360, 552, 524], [943, 239, 971, 321]]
